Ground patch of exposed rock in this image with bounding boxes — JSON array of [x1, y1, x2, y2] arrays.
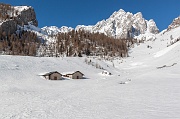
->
[[167, 16, 180, 31], [0, 5, 38, 34], [14, 6, 38, 27]]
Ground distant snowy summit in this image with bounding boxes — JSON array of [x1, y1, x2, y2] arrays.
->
[[41, 26, 73, 36], [75, 9, 159, 38], [40, 9, 159, 39]]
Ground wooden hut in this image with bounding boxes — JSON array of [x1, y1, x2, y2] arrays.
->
[[63, 71, 84, 79], [42, 71, 62, 80]]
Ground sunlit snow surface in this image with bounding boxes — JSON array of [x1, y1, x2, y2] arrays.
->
[[1, 27, 180, 119]]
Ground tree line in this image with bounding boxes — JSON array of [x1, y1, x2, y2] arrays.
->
[[38, 30, 136, 58], [0, 28, 137, 58], [0, 30, 40, 56]]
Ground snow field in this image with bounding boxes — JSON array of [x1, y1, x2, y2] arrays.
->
[[1, 26, 180, 119]]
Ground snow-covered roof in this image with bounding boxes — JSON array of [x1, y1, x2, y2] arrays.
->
[[62, 71, 84, 75], [39, 71, 62, 76]]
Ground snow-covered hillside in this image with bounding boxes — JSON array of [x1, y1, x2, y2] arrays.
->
[[18, 22, 55, 43], [18, 23, 74, 43], [75, 9, 159, 38], [1, 25, 180, 119]]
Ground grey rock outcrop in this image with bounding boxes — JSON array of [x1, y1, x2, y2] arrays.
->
[[0, 5, 38, 35], [15, 6, 38, 27]]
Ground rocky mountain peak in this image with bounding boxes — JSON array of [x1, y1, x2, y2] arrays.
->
[[167, 16, 180, 31], [14, 6, 38, 27], [134, 12, 143, 18], [146, 19, 159, 34], [75, 9, 159, 39], [110, 9, 126, 18]]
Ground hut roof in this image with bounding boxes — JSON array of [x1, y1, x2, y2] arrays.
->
[[41, 71, 62, 76], [62, 71, 84, 75]]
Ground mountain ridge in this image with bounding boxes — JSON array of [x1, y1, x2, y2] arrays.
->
[[40, 9, 160, 39], [1, 3, 180, 40], [75, 9, 159, 38], [167, 16, 180, 31]]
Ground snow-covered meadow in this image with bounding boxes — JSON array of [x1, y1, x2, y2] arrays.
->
[[1, 27, 180, 119]]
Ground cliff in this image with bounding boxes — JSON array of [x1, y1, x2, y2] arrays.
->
[[0, 4, 38, 34]]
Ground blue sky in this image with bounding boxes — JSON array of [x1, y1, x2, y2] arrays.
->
[[1, 0, 180, 31]]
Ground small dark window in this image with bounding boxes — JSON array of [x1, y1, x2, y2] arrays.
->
[[54, 76, 57, 80]]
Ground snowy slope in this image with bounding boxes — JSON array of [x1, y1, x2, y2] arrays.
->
[[19, 23, 73, 43], [21, 23, 55, 43], [1, 25, 180, 118], [19, 23, 74, 43]]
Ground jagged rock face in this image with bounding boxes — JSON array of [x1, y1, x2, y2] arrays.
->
[[0, 5, 38, 34], [146, 19, 159, 34], [167, 16, 180, 31], [132, 12, 147, 34], [14, 6, 38, 27], [75, 9, 159, 38]]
